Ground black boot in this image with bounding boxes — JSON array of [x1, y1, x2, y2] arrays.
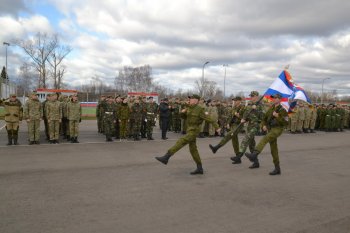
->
[[71, 137, 75, 143], [155, 152, 172, 165], [245, 150, 260, 163], [13, 130, 19, 145], [209, 144, 221, 154], [67, 135, 71, 141], [190, 164, 204, 175], [75, 137, 79, 143], [249, 161, 260, 169], [231, 152, 243, 164], [269, 165, 281, 175], [7, 130, 12, 145]]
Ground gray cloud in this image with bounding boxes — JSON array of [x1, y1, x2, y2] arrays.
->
[[0, 0, 28, 16]]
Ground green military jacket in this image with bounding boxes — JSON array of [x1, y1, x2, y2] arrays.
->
[[103, 102, 116, 121], [181, 104, 219, 132], [117, 103, 130, 120], [262, 104, 288, 129], [24, 99, 43, 120], [243, 101, 264, 126], [46, 100, 62, 121], [67, 101, 82, 121], [130, 103, 143, 120], [4, 99, 23, 123], [231, 104, 245, 125]]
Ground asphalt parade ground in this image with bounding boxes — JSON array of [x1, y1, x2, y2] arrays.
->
[[1, 120, 350, 233]]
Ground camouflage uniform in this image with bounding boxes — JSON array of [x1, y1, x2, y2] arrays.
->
[[309, 105, 317, 133], [325, 105, 336, 131], [96, 96, 106, 133], [103, 99, 116, 141], [42, 97, 50, 140], [208, 102, 218, 136], [239, 98, 264, 155], [343, 106, 349, 129], [3, 95, 23, 145], [303, 104, 312, 133], [145, 100, 158, 140], [45, 95, 62, 143], [296, 103, 305, 132], [67, 97, 82, 142], [117, 101, 130, 139], [172, 100, 181, 133], [130, 101, 143, 140], [60, 96, 69, 138], [290, 106, 299, 133], [23, 94, 43, 144]]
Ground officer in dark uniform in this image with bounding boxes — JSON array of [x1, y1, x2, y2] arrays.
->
[[159, 98, 171, 140]]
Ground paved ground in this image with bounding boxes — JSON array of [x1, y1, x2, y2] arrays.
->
[[1, 121, 350, 233]]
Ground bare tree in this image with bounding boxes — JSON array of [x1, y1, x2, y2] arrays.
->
[[47, 35, 72, 89], [15, 32, 58, 88], [15, 63, 36, 96]]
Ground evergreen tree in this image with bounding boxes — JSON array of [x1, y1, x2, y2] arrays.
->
[[1, 66, 7, 80]]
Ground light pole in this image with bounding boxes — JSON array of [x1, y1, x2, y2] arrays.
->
[[321, 77, 331, 104], [201, 61, 209, 97], [223, 64, 228, 98], [3, 42, 10, 78]]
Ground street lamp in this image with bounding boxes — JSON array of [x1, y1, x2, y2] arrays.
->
[[201, 61, 210, 97], [223, 64, 228, 98], [321, 77, 331, 104], [3, 42, 10, 79]]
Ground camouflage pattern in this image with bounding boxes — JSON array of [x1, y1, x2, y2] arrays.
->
[[24, 97, 43, 142], [172, 101, 181, 133], [130, 102, 144, 139], [67, 100, 82, 137], [117, 102, 130, 139], [3, 97, 23, 144], [46, 98, 62, 141], [145, 101, 158, 139], [309, 105, 317, 130], [325, 105, 336, 131], [239, 100, 264, 154], [207, 103, 218, 136], [296, 103, 305, 132], [103, 101, 116, 140]]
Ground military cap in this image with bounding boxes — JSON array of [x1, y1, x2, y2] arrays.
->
[[189, 94, 201, 100], [271, 93, 282, 99], [249, 91, 259, 97], [10, 93, 17, 97], [163, 98, 169, 101], [232, 96, 242, 101], [148, 96, 153, 100]]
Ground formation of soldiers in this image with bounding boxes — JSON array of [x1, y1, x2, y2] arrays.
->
[[1, 92, 81, 145]]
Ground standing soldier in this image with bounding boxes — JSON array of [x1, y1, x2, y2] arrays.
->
[[103, 96, 116, 142], [46, 93, 62, 144], [209, 96, 245, 160], [114, 96, 122, 139], [42, 95, 50, 140], [296, 101, 305, 133], [130, 97, 143, 141], [290, 104, 299, 134], [155, 94, 220, 175], [303, 103, 312, 133], [159, 98, 171, 140], [325, 104, 336, 132], [208, 100, 218, 137], [343, 105, 349, 129], [172, 98, 182, 133], [231, 91, 264, 166], [23, 92, 43, 145], [145, 96, 158, 140], [245, 93, 288, 175], [117, 97, 130, 140], [140, 96, 148, 138], [67, 94, 82, 143], [96, 95, 106, 134], [3, 94, 23, 145], [61, 95, 70, 140], [309, 104, 317, 133]]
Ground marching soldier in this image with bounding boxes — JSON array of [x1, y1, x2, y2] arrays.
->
[[155, 94, 220, 175], [231, 91, 264, 166], [145, 96, 158, 140], [23, 92, 43, 145], [46, 93, 62, 144], [67, 94, 82, 143], [209, 96, 245, 160], [245, 93, 288, 175], [3, 94, 23, 145]]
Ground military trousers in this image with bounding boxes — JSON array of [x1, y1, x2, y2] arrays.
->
[[146, 117, 155, 138], [168, 129, 202, 165], [255, 127, 283, 166], [297, 120, 304, 131], [240, 124, 258, 154], [69, 120, 79, 137], [303, 118, 311, 129], [6, 122, 19, 130], [27, 120, 40, 141], [218, 124, 240, 155], [290, 119, 298, 132], [325, 115, 335, 130], [119, 119, 129, 138], [310, 118, 316, 130], [48, 120, 60, 140]]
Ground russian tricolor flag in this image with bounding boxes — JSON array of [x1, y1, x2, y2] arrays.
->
[[264, 70, 311, 112]]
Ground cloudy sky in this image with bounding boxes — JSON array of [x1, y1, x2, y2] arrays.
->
[[0, 0, 350, 97]]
